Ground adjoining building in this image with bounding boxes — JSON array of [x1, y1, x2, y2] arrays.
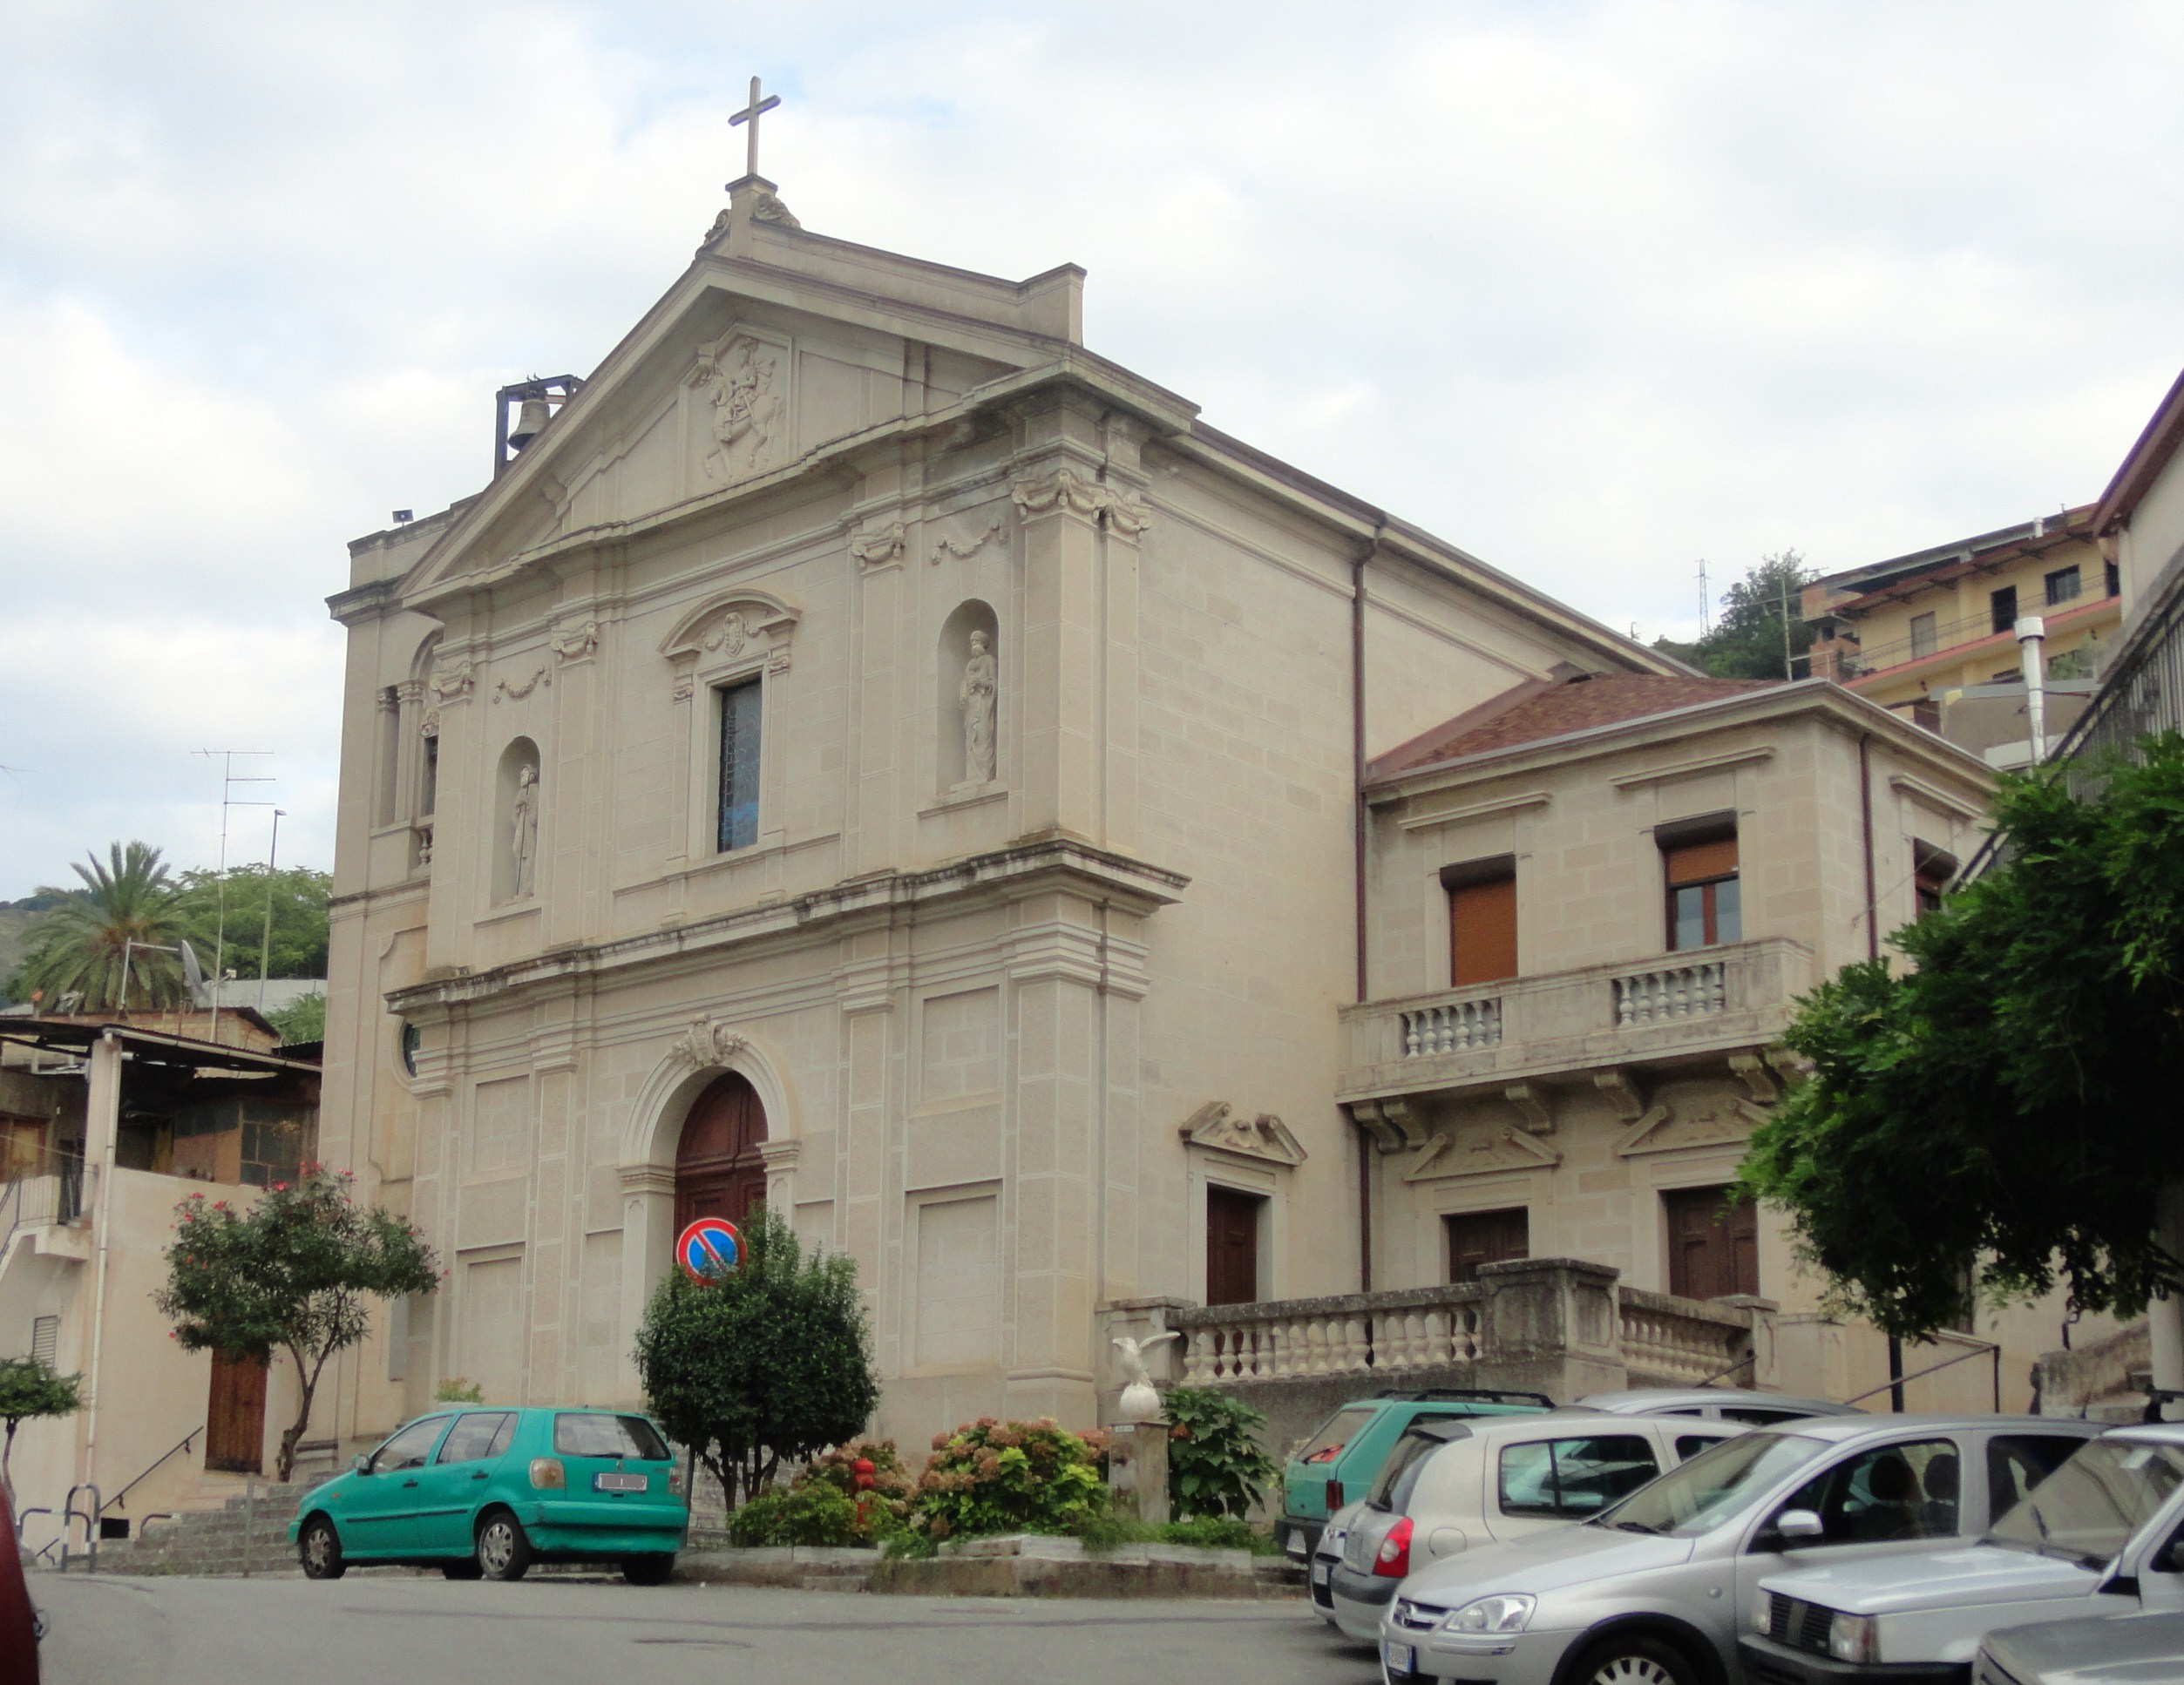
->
[[0, 1021, 323, 1559], [1802, 508, 2120, 766]]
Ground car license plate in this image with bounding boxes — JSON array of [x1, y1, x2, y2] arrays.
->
[[1311, 1560, 1331, 1585], [1383, 1641, 1415, 1676], [593, 1471, 648, 1493]]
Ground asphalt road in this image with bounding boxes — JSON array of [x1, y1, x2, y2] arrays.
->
[[32, 1573, 1385, 1685]]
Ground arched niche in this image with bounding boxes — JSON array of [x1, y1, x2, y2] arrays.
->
[[938, 599, 1000, 795], [493, 737, 541, 903]]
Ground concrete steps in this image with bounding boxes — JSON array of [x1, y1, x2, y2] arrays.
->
[[74, 1484, 315, 1577]]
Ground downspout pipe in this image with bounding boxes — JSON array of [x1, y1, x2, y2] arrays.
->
[[1859, 733, 1906, 1411], [1353, 538, 1378, 1293], [83, 1031, 125, 1499]]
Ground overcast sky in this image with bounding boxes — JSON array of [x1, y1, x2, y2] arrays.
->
[[3, 0, 2181, 898]]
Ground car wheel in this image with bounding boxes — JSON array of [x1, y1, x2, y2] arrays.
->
[[474, 1512, 533, 1582], [1572, 1634, 1699, 1685], [621, 1555, 675, 1587], [298, 1516, 347, 1581], [440, 1560, 485, 1580]]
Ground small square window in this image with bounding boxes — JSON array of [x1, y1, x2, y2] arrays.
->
[[1989, 586, 2017, 635], [1909, 612, 1938, 659], [2045, 565, 2081, 607]]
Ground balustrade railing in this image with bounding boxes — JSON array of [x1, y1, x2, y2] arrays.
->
[[1611, 959, 1726, 1026], [1401, 996, 1502, 1058], [1617, 1286, 1753, 1384], [1170, 1286, 1486, 1385]]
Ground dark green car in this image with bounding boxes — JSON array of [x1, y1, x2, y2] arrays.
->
[[287, 1406, 688, 1584]]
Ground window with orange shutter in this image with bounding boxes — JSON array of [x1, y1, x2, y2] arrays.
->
[[1443, 858, 1518, 987], [1663, 832, 1740, 951]]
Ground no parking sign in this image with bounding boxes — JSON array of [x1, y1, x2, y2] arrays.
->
[[676, 1216, 744, 1282]]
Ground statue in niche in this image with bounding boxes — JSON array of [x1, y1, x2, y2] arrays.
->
[[960, 629, 998, 784], [510, 764, 539, 898]]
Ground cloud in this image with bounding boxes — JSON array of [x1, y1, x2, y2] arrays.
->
[[1, 0, 2181, 892]]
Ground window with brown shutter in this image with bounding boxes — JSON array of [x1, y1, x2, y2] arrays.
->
[[1443, 857, 1518, 987], [1663, 1186, 1759, 1300], [1663, 829, 1740, 951]]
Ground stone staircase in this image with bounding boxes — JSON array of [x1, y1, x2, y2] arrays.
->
[[54, 1483, 315, 1577]]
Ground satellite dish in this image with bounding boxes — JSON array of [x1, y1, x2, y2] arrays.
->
[[180, 940, 206, 992]]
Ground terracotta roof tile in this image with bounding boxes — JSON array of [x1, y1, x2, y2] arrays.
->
[[1369, 673, 1780, 781]]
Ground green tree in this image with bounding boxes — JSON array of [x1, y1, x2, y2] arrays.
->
[[0, 1357, 81, 1510], [1656, 552, 1817, 681], [156, 1166, 440, 1482], [1738, 737, 2184, 1339], [171, 864, 332, 984], [1163, 1386, 1279, 1521], [267, 991, 327, 1046], [633, 1207, 878, 1505], [10, 842, 187, 1010]]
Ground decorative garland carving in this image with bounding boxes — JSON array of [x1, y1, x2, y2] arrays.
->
[[428, 660, 475, 702], [850, 522, 907, 567], [552, 621, 599, 663], [493, 668, 550, 703], [1010, 469, 1150, 536], [929, 517, 1004, 565]]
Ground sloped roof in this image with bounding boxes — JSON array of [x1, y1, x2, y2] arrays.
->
[[2095, 364, 2184, 537], [1368, 673, 1780, 782]]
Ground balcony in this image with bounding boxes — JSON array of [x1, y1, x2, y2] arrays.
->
[[1337, 936, 1813, 1107]]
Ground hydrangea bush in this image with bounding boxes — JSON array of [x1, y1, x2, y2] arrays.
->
[[909, 1418, 1109, 1541]]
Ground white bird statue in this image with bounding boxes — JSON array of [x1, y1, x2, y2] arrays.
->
[[1110, 1331, 1180, 1424]]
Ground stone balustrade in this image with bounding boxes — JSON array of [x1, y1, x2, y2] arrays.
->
[[1102, 1262, 1781, 1453], [1616, 1286, 1763, 1386], [1170, 1284, 1489, 1385], [1337, 936, 1813, 1104], [1401, 996, 1502, 1057], [1611, 959, 1726, 1026]]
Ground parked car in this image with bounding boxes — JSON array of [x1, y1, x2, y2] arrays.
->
[[1739, 1424, 2184, 1684], [1326, 1410, 1747, 1641], [0, 1478, 38, 1684], [1378, 1414, 2101, 1685], [1977, 1611, 2184, 1684], [1571, 1389, 1866, 1426], [1278, 1388, 1552, 1561], [288, 1404, 688, 1584]]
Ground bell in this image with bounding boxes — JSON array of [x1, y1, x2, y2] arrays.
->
[[507, 396, 553, 451]]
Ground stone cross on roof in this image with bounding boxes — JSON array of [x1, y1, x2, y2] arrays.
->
[[729, 75, 782, 184]]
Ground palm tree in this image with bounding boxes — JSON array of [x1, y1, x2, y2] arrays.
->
[[15, 842, 187, 1012]]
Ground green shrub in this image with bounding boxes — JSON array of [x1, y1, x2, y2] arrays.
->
[[433, 1378, 485, 1404], [1163, 1387, 1279, 1521], [727, 1482, 858, 1547], [911, 1418, 1109, 1541]]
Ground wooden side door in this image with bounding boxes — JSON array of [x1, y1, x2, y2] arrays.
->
[[1447, 1207, 1530, 1282], [205, 1350, 268, 1474], [1664, 1186, 1759, 1300], [1205, 1187, 1265, 1306]]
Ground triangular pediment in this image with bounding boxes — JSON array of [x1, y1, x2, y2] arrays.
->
[[1178, 1101, 1307, 1167], [1613, 1094, 1767, 1158], [1404, 1124, 1563, 1182], [399, 207, 1076, 605]]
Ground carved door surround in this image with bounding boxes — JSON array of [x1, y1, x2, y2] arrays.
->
[[1180, 1101, 1300, 1307]]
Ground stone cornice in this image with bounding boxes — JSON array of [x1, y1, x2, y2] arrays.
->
[[385, 836, 1188, 1017]]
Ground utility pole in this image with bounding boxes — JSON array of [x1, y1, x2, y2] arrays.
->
[[257, 809, 285, 1013], [193, 750, 275, 1044], [1697, 559, 1712, 639]]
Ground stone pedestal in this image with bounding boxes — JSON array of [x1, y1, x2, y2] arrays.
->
[[1106, 1421, 1170, 1526]]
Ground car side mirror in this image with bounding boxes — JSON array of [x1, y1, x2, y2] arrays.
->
[[1776, 1508, 1825, 1543], [353, 1454, 372, 1474]]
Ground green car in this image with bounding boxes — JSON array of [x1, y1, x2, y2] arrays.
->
[[1275, 1388, 1551, 1560], [287, 1406, 688, 1585]]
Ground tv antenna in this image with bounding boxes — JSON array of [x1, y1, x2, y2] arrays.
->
[[1696, 558, 1712, 639]]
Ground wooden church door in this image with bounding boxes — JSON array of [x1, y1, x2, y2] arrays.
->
[[675, 1072, 769, 1231]]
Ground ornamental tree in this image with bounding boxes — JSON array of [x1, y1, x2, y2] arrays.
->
[[633, 1206, 878, 1506], [156, 1165, 440, 1482], [0, 1357, 81, 1510], [1738, 735, 2184, 1339]]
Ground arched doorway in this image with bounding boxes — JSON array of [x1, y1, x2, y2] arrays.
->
[[675, 1071, 768, 1230]]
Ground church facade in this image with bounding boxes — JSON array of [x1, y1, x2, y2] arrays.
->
[[316, 173, 1685, 1449]]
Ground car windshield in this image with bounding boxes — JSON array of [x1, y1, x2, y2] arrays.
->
[[1987, 1438, 2184, 1570], [1297, 1406, 1376, 1466], [1592, 1430, 1829, 1538], [553, 1412, 672, 1460]]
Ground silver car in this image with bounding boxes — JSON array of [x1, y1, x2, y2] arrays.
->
[[1328, 1411, 1747, 1641], [1571, 1390, 1866, 1428], [1978, 1612, 2184, 1684], [1378, 1414, 2102, 1685]]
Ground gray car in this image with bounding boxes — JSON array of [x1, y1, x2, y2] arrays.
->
[[1378, 1414, 2102, 1685], [1570, 1390, 1866, 1427], [1977, 1612, 2184, 1684]]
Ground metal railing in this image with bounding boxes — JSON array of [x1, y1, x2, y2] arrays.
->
[[99, 1426, 203, 1522]]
